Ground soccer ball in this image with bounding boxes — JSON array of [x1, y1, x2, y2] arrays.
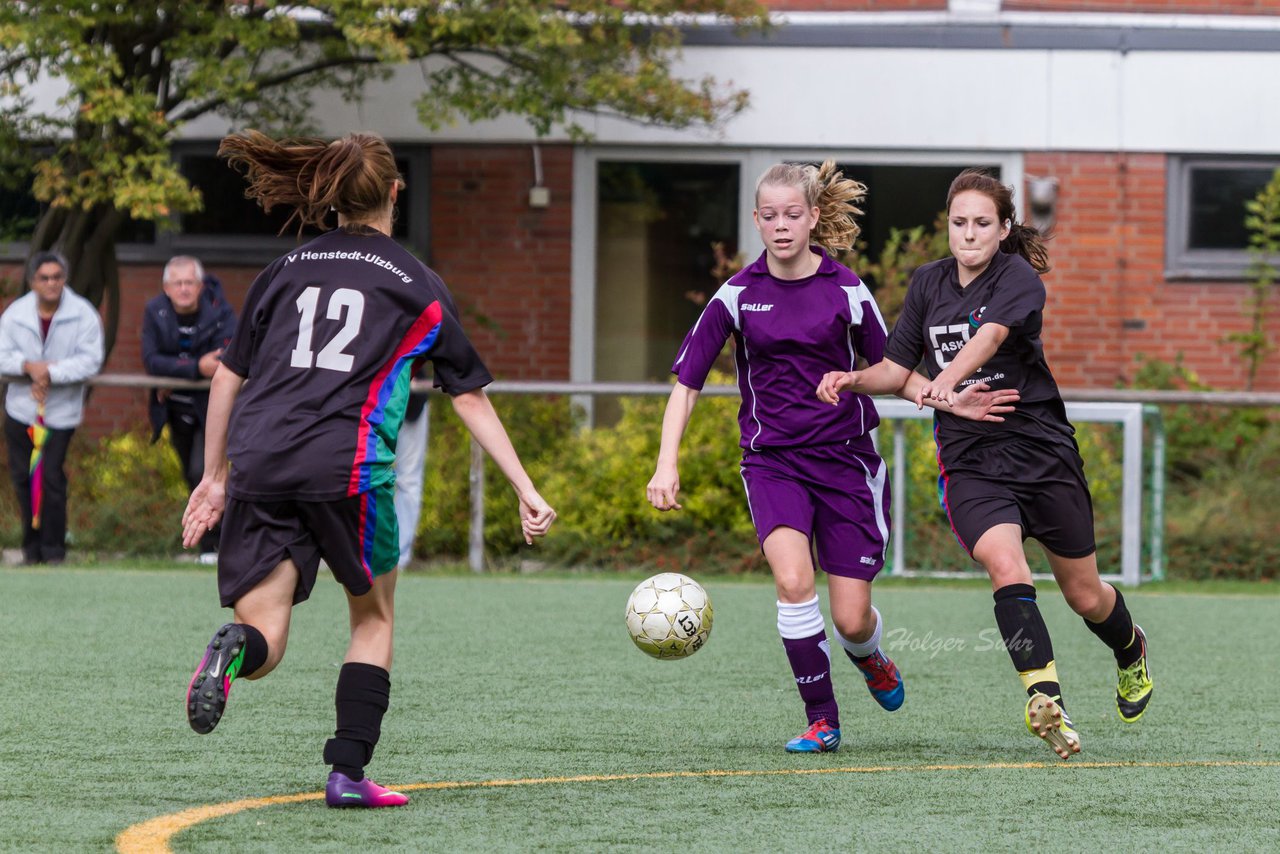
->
[[624, 572, 713, 660]]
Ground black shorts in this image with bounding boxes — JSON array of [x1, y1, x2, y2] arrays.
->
[[217, 487, 399, 608], [938, 439, 1096, 559]]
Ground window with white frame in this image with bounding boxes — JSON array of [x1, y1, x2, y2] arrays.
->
[[575, 149, 1018, 395], [1167, 156, 1280, 279]]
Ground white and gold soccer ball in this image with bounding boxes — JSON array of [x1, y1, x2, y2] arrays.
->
[[624, 572, 713, 660]]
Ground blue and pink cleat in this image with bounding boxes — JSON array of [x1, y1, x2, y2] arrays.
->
[[325, 772, 409, 808], [785, 718, 841, 753], [852, 649, 905, 711]]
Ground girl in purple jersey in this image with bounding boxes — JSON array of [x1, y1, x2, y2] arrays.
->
[[648, 162, 1014, 753], [180, 131, 556, 807], [818, 169, 1153, 760]]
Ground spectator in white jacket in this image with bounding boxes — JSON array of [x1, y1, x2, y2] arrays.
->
[[0, 251, 105, 564]]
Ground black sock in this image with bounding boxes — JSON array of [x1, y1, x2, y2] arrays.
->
[[235, 624, 269, 681], [323, 663, 391, 782], [993, 584, 1063, 708], [1083, 586, 1141, 668]]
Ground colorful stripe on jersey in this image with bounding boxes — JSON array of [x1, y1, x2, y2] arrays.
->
[[348, 300, 444, 497], [356, 481, 399, 585], [934, 420, 970, 553]]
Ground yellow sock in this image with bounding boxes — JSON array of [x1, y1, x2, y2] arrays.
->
[[1019, 661, 1060, 695]]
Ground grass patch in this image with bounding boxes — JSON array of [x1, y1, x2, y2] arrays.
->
[[1, 567, 1276, 851]]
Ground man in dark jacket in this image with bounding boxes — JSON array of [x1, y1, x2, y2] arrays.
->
[[142, 255, 236, 561]]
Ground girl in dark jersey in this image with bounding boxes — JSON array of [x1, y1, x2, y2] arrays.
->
[[817, 169, 1153, 760], [180, 131, 556, 807], [648, 162, 1013, 754]]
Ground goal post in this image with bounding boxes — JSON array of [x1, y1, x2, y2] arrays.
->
[[874, 398, 1152, 585]]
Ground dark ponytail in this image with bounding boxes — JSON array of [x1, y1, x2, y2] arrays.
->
[[218, 130, 401, 234]]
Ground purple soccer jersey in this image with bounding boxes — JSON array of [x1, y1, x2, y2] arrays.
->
[[672, 248, 887, 450]]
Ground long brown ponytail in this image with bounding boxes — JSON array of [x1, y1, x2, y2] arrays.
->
[[218, 130, 401, 233]]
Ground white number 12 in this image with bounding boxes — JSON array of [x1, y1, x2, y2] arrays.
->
[[290, 286, 365, 372]]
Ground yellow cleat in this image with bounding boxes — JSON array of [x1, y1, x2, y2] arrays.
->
[[1116, 625, 1154, 723], [1025, 693, 1081, 760]]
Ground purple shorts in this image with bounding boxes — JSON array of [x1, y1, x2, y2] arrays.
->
[[739, 439, 891, 580]]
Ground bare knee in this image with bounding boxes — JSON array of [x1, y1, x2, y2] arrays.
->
[[1061, 579, 1109, 619], [775, 576, 817, 604], [981, 551, 1031, 589], [831, 607, 875, 643]]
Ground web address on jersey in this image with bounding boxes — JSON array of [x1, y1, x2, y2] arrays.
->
[[293, 250, 413, 283]]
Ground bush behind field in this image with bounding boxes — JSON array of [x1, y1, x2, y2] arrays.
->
[[1127, 355, 1280, 580], [0, 428, 188, 555], [417, 379, 1133, 578], [0, 378, 1274, 580]]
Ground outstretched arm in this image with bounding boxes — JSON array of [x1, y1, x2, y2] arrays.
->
[[816, 359, 913, 404], [817, 357, 1017, 422], [647, 382, 700, 511], [182, 364, 244, 548], [902, 371, 1020, 422], [451, 388, 556, 544], [914, 323, 1008, 407]]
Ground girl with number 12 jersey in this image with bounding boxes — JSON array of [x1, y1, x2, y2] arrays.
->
[[181, 131, 555, 808]]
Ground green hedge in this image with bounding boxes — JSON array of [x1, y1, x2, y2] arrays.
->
[[1, 385, 1273, 581], [413, 381, 1131, 577], [0, 428, 188, 556]]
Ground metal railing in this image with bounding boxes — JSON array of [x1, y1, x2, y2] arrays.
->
[[33, 374, 1280, 581], [477, 382, 1180, 584]]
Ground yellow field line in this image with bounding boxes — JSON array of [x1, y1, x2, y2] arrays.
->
[[116, 759, 1280, 854]]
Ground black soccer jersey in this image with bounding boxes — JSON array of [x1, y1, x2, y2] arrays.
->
[[221, 228, 492, 501], [883, 251, 1075, 466]]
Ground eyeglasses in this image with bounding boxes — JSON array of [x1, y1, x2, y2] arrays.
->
[[167, 279, 202, 288]]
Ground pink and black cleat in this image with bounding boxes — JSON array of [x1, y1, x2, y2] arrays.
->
[[325, 772, 409, 808], [186, 623, 247, 734]]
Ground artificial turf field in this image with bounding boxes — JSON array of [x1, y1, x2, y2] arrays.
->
[[2, 566, 1277, 853]]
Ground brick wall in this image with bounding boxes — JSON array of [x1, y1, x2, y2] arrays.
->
[[1005, 1, 1280, 14], [761, 1, 948, 9], [1025, 151, 1280, 392], [426, 145, 574, 382], [0, 144, 576, 439]]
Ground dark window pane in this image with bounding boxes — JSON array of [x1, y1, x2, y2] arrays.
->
[[595, 161, 739, 383], [116, 217, 156, 244], [178, 155, 413, 240], [0, 183, 40, 242], [182, 155, 301, 236], [837, 163, 978, 261], [1188, 167, 1272, 250]]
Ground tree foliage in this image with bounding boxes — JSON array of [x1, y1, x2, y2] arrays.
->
[[1234, 167, 1280, 390], [0, 0, 767, 352]]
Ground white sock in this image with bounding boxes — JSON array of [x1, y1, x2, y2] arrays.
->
[[776, 596, 825, 640], [833, 605, 882, 658]]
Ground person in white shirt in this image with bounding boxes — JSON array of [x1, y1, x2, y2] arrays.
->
[[0, 251, 105, 564]]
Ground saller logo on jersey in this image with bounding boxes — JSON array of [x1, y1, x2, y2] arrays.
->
[[741, 303, 774, 312]]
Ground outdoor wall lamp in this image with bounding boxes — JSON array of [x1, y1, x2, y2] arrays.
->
[[1027, 175, 1059, 235]]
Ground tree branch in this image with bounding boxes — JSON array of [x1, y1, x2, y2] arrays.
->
[[166, 54, 382, 123]]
